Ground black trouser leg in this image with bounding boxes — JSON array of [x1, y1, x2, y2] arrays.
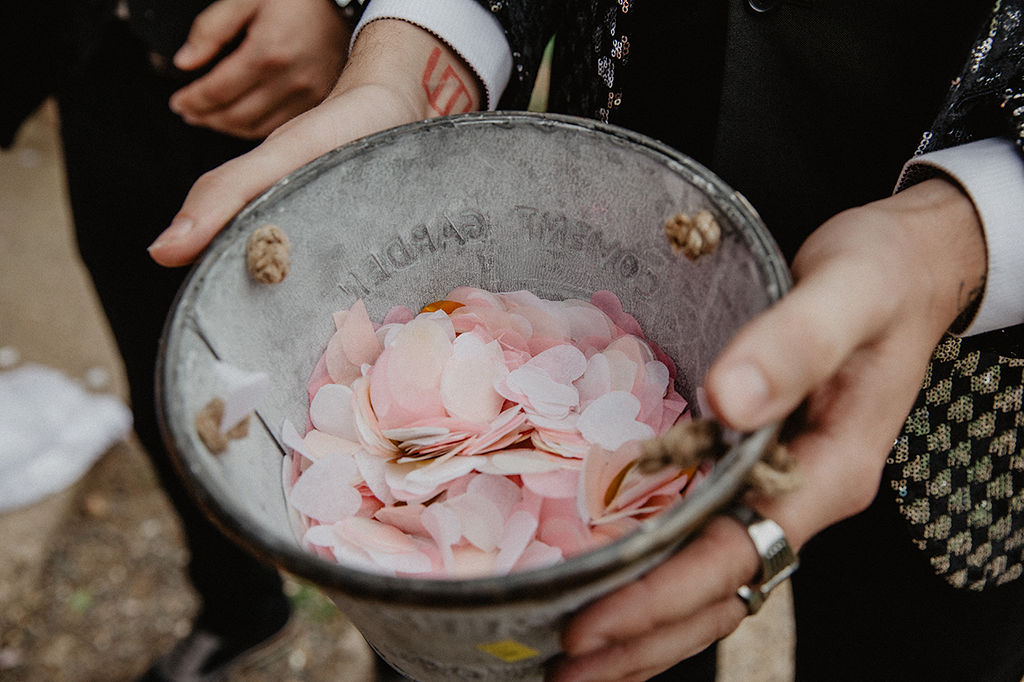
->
[[793, 489, 1024, 682], [56, 21, 288, 633]]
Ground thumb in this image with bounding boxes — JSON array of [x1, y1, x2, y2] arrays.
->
[[147, 145, 295, 267], [174, 0, 257, 71], [147, 89, 400, 267], [146, 157, 253, 267], [704, 259, 894, 431]]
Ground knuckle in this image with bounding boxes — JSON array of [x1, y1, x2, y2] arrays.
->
[[253, 43, 292, 70]]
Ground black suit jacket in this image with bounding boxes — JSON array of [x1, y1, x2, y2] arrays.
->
[[482, 0, 1005, 257]]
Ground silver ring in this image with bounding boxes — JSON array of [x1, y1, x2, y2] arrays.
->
[[728, 504, 799, 615]]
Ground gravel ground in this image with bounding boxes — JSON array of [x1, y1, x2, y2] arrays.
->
[[0, 102, 794, 682], [0, 438, 377, 682]]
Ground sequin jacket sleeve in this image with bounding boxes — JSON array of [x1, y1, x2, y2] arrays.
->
[[907, 1, 1024, 157], [899, 1, 1024, 336]]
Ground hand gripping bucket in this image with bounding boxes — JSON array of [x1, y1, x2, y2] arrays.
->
[[157, 112, 791, 681]]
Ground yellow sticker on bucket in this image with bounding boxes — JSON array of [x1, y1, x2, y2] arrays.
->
[[477, 639, 541, 662]]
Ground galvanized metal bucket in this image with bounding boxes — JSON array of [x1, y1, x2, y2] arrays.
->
[[158, 112, 790, 681]]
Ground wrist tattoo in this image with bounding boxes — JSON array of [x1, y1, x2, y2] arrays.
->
[[951, 280, 985, 333], [421, 46, 474, 116]]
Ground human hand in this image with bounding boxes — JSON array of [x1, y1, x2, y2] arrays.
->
[[167, 0, 351, 139], [551, 178, 987, 681], [149, 19, 482, 267]]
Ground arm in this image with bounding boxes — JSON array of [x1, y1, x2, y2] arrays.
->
[[148, 18, 486, 266], [168, 0, 353, 139], [553, 177, 988, 681]]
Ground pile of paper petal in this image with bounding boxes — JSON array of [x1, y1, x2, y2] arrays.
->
[[0, 363, 132, 513], [281, 287, 702, 578]]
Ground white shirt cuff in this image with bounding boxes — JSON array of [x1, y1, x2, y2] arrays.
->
[[352, 0, 512, 111], [900, 138, 1024, 335]]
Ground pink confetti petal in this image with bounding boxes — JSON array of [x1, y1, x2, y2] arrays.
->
[[421, 502, 461, 573], [578, 391, 655, 450], [659, 392, 688, 433], [504, 365, 579, 419], [368, 546, 433, 575], [461, 407, 528, 455], [635, 361, 672, 430], [303, 429, 362, 459], [402, 455, 477, 489], [590, 517, 642, 545], [337, 516, 417, 553], [466, 473, 522, 518], [479, 448, 571, 476], [611, 467, 691, 514], [512, 540, 563, 573], [309, 383, 360, 440], [561, 300, 616, 343], [521, 469, 581, 500], [382, 305, 416, 325], [450, 546, 498, 578], [289, 452, 362, 523], [440, 334, 506, 423], [579, 442, 641, 523], [306, 353, 331, 404], [575, 353, 612, 408], [341, 300, 384, 365], [602, 348, 641, 394], [447, 286, 505, 309], [373, 503, 428, 536], [325, 329, 361, 386], [332, 517, 434, 576], [353, 450, 396, 505], [590, 290, 644, 338], [537, 502, 592, 557], [350, 377, 397, 457], [303, 523, 338, 550], [528, 344, 587, 384], [530, 429, 589, 459], [506, 300, 569, 342], [448, 492, 505, 552], [525, 412, 579, 433], [281, 419, 315, 461], [493, 510, 539, 575], [371, 317, 452, 430], [383, 425, 452, 442]]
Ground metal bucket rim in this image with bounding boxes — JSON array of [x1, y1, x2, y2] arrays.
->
[[157, 111, 791, 606]]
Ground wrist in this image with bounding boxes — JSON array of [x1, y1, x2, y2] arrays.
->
[[885, 178, 987, 336], [332, 18, 482, 121]]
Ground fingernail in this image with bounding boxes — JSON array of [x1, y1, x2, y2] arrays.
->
[[148, 217, 193, 251], [173, 43, 197, 69], [714, 362, 770, 424]]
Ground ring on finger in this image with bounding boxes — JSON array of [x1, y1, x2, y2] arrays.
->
[[728, 504, 799, 615]]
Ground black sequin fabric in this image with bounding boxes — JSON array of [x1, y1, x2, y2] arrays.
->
[[890, 0, 1024, 591]]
